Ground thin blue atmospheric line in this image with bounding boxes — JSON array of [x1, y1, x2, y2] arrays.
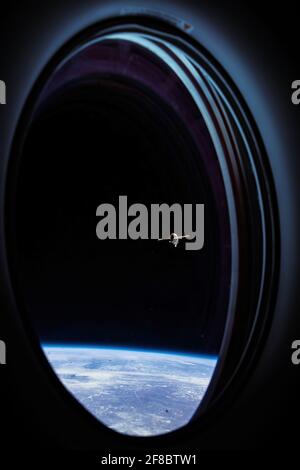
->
[[41, 343, 218, 362]]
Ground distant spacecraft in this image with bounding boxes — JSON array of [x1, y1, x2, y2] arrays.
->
[[158, 233, 191, 248]]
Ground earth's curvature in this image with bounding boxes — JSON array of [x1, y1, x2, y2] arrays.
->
[[43, 345, 217, 436]]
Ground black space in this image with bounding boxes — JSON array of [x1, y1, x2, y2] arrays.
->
[[14, 77, 230, 356]]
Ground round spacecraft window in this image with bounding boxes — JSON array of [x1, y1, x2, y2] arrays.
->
[[6, 17, 277, 438]]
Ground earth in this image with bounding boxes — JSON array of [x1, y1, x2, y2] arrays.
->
[[43, 345, 217, 436]]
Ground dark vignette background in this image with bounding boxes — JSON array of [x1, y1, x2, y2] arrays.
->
[[0, 0, 300, 457]]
